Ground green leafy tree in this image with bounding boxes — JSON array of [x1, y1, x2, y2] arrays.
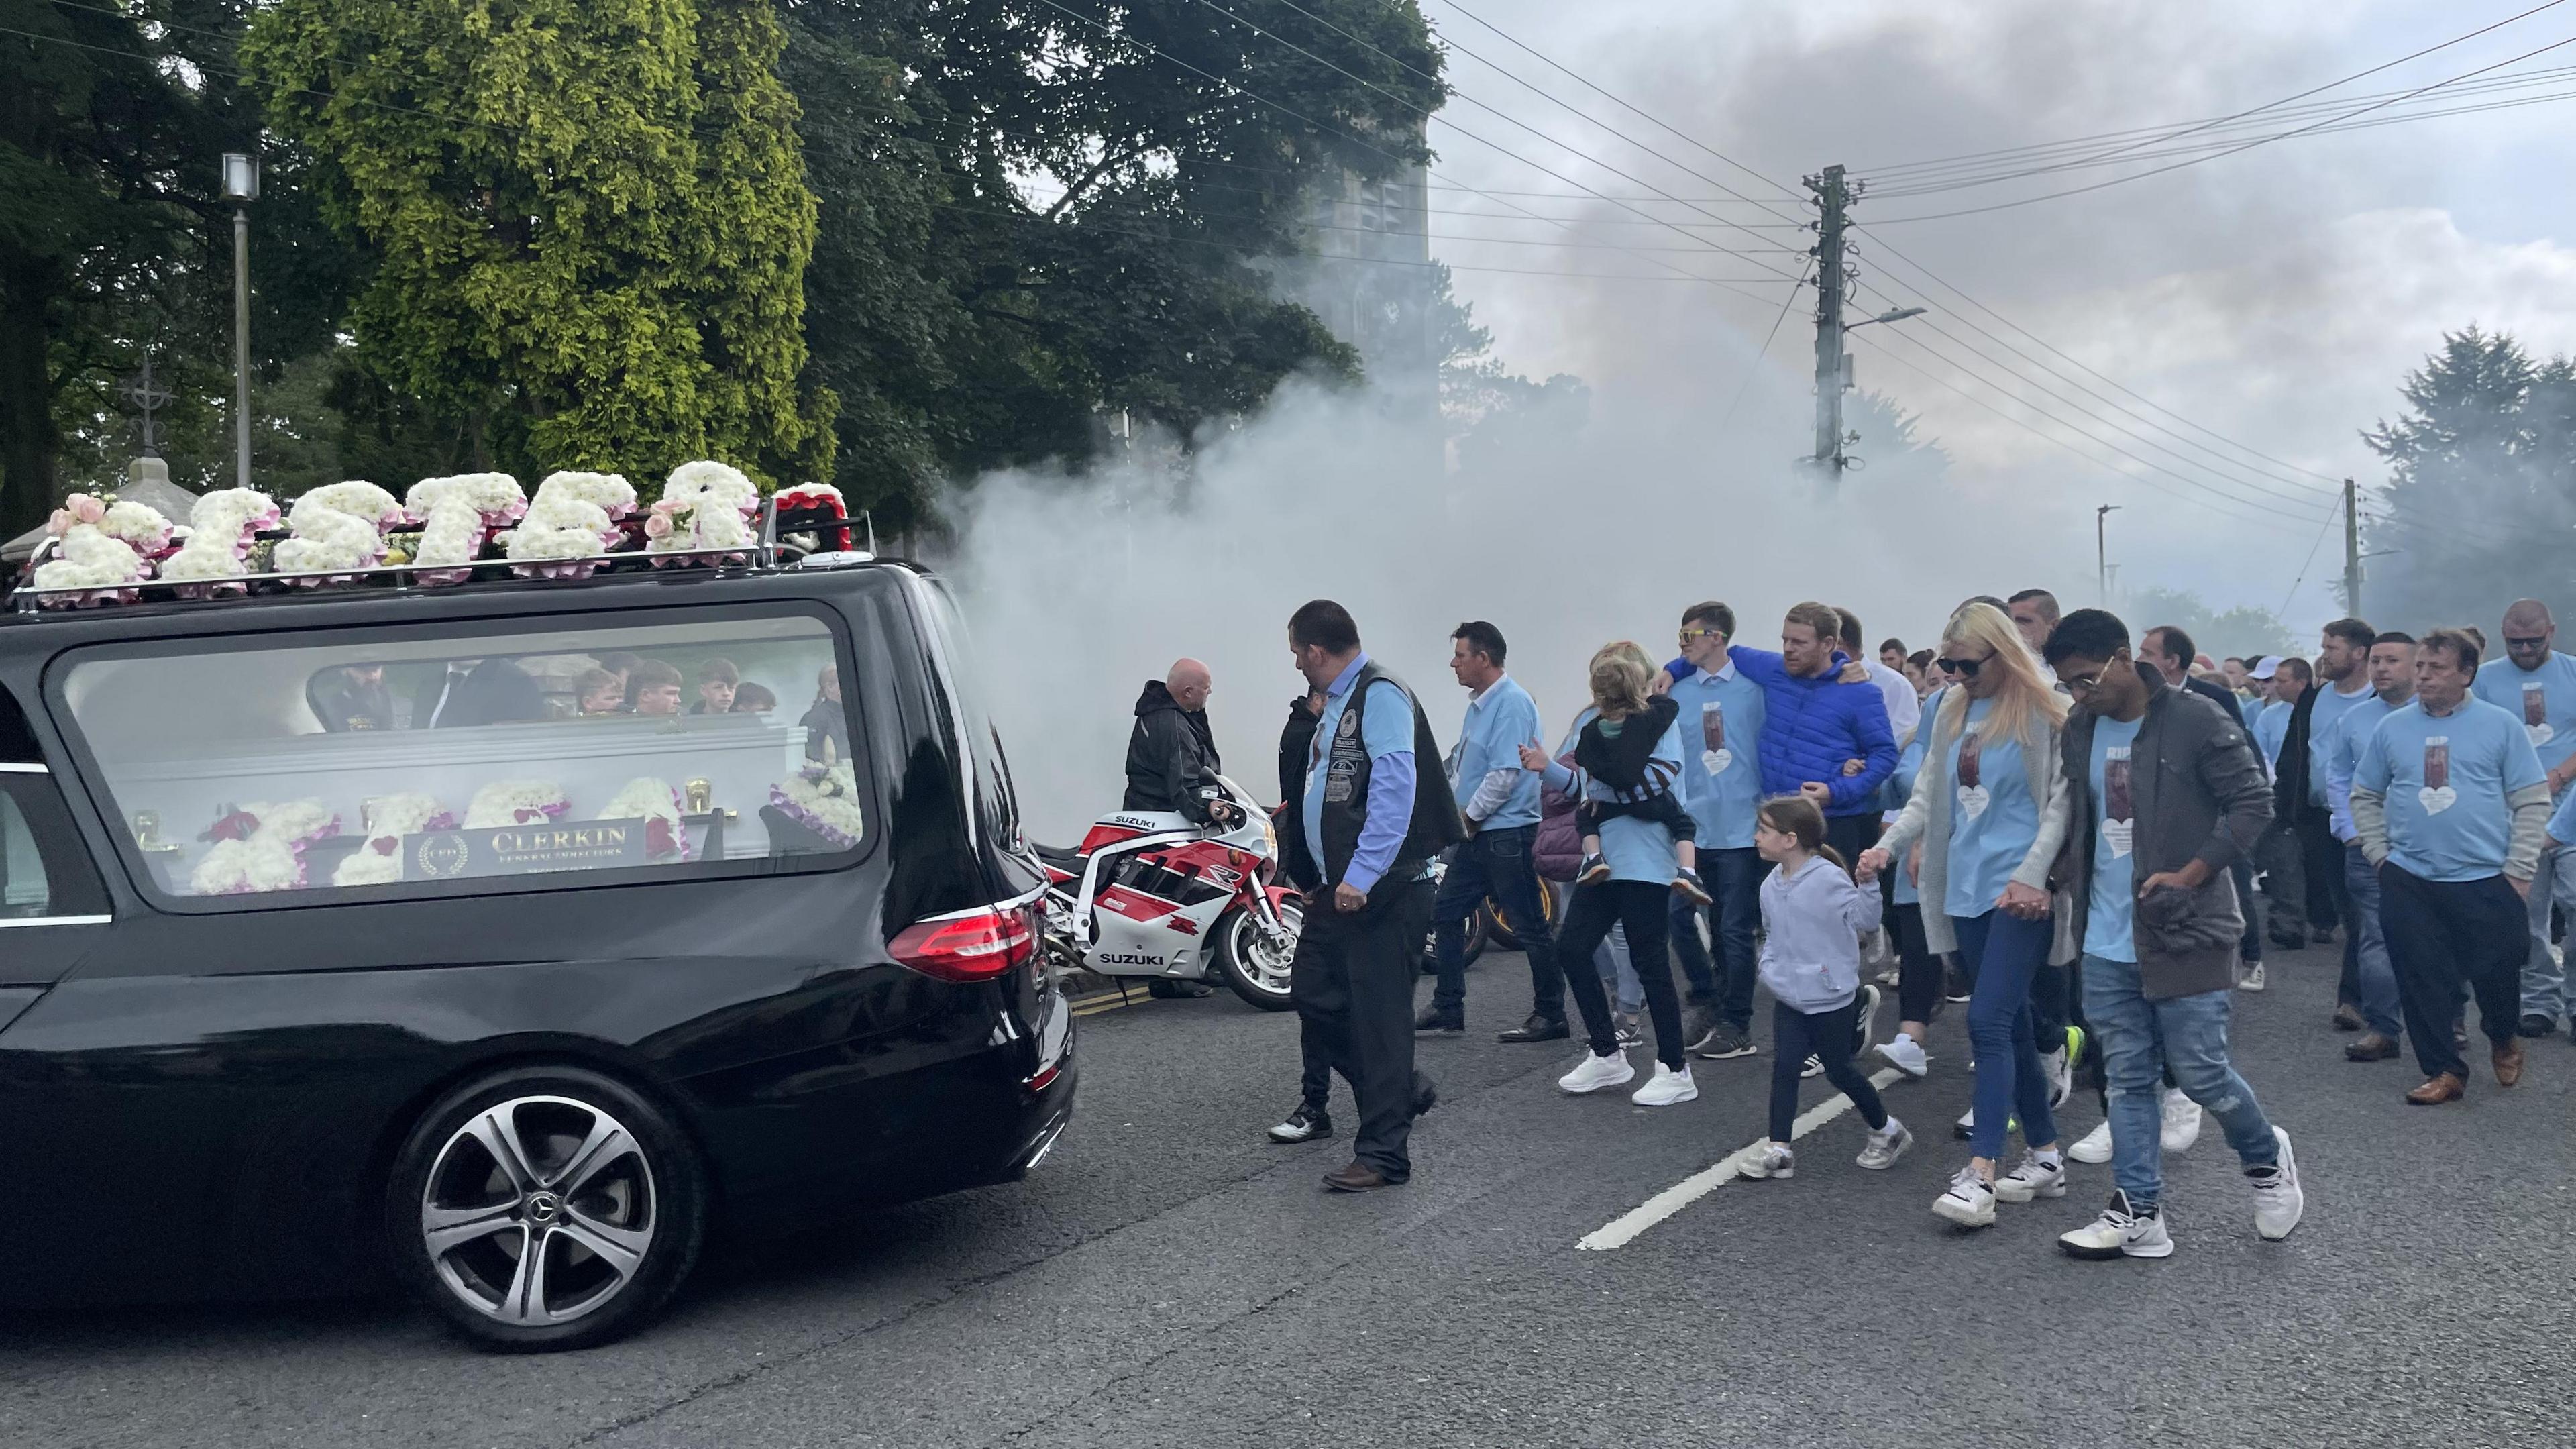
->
[[2, 1, 248, 535], [2363, 326, 2576, 628], [2128, 586, 2294, 660], [779, 0, 1441, 531], [244, 0, 833, 492]]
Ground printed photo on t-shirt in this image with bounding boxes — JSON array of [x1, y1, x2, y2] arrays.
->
[[2102, 745, 2135, 858], [1955, 727, 1988, 819], [1699, 700, 1731, 775], [2421, 736, 2455, 816]]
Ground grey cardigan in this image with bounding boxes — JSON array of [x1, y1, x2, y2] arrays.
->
[[2058, 666, 2273, 999], [1876, 689, 2077, 965]]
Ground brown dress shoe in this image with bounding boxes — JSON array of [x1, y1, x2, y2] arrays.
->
[[2344, 1032, 2400, 1061], [2331, 1004, 2365, 1032], [1322, 1162, 1399, 1192], [2405, 1072, 2467, 1105], [2493, 1038, 2526, 1087]]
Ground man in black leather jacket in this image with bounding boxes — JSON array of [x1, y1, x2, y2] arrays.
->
[[1124, 659, 1233, 998], [1124, 659, 1232, 826]]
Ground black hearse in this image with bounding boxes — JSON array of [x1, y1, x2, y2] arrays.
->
[[0, 537, 1069, 1350]]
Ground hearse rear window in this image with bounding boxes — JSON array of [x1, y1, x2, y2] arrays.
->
[[57, 612, 866, 902]]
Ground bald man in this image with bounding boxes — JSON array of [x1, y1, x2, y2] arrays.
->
[[2474, 599, 2576, 1035], [1124, 658, 1234, 998], [1126, 657, 1230, 822]]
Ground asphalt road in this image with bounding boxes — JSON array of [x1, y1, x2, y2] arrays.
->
[[5, 938, 2569, 1448]]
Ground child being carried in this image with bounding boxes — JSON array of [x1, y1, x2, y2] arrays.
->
[[1570, 689, 1711, 906]]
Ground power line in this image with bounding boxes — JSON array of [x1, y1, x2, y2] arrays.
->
[[1174, 0, 1809, 278], [1715, 258, 1815, 434], [1434, 0, 1809, 208], [1023, 0, 1794, 301], [1867, 74, 2576, 196], [1860, 0, 2569, 184], [1849, 231, 2349, 498], [1866, 28, 2576, 224], [1843, 327, 2322, 533]]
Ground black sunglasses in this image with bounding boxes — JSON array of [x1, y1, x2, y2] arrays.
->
[[1936, 656, 1985, 677], [2506, 635, 2550, 649]]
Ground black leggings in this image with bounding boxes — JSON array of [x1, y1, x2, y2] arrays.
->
[[1556, 880, 1685, 1068], [1770, 998, 1888, 1142], [1891, 901, 1941, 1024]]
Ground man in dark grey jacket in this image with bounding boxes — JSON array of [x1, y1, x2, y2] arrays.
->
[[2044, 610, 2305, 1260], [1123, 659, 1231, 825]]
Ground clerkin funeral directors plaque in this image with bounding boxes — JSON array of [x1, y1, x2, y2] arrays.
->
[[407, 818, 649, 879]]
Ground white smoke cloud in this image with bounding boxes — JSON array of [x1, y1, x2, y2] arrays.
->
[[945, 0, 2576, 834], [948, 372, 2023, 841]]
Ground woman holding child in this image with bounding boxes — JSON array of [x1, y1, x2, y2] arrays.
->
[[1519, 642, 1704, 1107]]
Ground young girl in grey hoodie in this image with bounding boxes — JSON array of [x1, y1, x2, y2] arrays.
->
[[1740, 798, 1912, 1179]]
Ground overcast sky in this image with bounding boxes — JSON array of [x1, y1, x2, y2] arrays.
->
[[1417, 0, 2576, 633]]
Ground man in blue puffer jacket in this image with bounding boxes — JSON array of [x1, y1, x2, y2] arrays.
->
[[1667, 600, 1898, 863]]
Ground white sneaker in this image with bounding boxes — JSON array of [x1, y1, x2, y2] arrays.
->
[[2239, 961, 2267, 992], [1875, 1033, 1931, 1079], [1993, 1150, 2068, 1203], [2068, 1119, 2114, 1165], [1801, 1054, 1823, 1079], [1558, 1049, 1635, 1095], [1856, 1118, 1913, 1170], [1851, 984, 1882, 1059], [1933, 1166, 1997, 1227], [2161, 1088, 2202, 1152], [1740, 1143, 1795, 1180], [2250, 1126, 2304, 1241], [1631, 1061, 1698, 1106], [2059, 1191, 2174, 1260], [2041, 1045, 2073, 1110]]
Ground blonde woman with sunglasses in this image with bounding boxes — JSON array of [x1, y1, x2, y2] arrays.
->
[[1860, 602, 2075, 1228]]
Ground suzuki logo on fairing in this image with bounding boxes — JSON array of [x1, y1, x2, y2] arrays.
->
[[1096, 950, 1165, 967]]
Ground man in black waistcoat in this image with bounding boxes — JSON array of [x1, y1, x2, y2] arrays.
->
[[1274, 600, 1464, 1191]]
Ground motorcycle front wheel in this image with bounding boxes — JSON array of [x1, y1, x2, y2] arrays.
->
[[1216, 901, 1301, 1011]]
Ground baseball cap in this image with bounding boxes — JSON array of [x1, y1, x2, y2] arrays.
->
[[2248, 655, 2283, 680]]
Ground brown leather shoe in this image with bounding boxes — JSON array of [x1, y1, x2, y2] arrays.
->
[[1322, 1162, 1399, 1192], [2493, 1038, 2526, 1087], [2405, 1072, 2467, 1105], [2344, 1032, 2400, 1062], [2331, 1004, 2365, 1032]]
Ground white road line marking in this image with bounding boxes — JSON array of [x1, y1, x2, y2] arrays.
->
[[1576, 1065, 1907, 1251]]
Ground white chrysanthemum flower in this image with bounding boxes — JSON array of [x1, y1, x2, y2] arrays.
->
[[464, 780, 570, 828], [32, 524, 148, 590], [535, 470, 638, 518]]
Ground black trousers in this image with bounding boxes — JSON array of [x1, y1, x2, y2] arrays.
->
[[1770, 999, 1888, 1142], [2377, 864, 2524, 1081], [1892, 901, 1943, 1024], [2298, 812, 2356, 999], [1825, 813, 1878, 871], [1290, 876, 1436, 1181], [1555, 879, 1685, 1069]]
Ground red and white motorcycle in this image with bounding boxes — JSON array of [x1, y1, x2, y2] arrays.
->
[[1035, 775, 1303, 1010]]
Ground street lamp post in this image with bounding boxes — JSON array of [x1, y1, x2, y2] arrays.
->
[[221, 152, 259, 491], [2092, 502, 2112, 603]]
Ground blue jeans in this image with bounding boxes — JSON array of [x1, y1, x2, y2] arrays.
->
[[2520, 838, 2576, 1022], [1950, 909, 2059, 1160], [1666, 846, 1762, 1025], [1430, 825, 1561, 1023], [2343, 843, 2401, 1036], [2080, 953, 2279, 1210]]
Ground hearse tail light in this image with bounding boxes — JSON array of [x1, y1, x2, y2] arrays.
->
[[889, 901, 1038, 983]]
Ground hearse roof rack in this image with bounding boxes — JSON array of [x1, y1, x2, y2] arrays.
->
[[7, 493, 876, 616]]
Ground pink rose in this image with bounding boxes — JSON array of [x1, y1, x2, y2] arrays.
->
[[643, 511, 674, 539], [69, 494, 106, 525], [47, 508, 73, 535]]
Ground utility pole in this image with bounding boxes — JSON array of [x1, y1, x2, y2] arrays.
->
[[2341, 477, 2362, 617], [1807, 164, 1853, 474], [2096, 504, 2120, 605]]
